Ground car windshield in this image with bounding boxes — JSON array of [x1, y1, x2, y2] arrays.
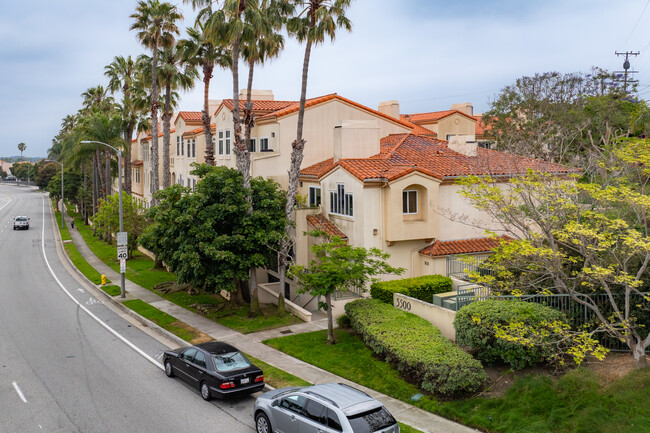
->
[[212, 351, 250, 372], [16, 217, 27, 221], [347, 407, 396, 433]]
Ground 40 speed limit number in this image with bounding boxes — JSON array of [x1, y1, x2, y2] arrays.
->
[[394, 297, 411, 311], [117, 245, 128, 260]]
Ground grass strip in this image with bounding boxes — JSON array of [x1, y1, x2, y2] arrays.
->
[[264, 329, 440, 413], [243, 353, 311, 389], [100, 284, 121, 296], [64, 243, 107, 285], [122, 299, 204, 343]]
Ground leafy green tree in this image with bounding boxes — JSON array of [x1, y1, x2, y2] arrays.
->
[[13, 162, 33, 181], [278, 0, 353, 293], [91, 193, 149, 257], [459, 139, 650, 368], [46, 171, 82, 211], [0, 169, 7, 179], [35, 161, 59, 190], [130, 0, 183, 204], [289, 231, 404, 344], [140, 165, 287, 297]]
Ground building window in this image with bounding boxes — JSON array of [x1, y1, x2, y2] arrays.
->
[[187, 178, 191, 187], [403, 190, 418, 214], [192, 139, 196, 157], [218, 131, 224, 155], [181, 137, 184, 156], [225, 130, 231, 154], [478, 141, 492, 149], [308, 186, 321, 207], [330, 183, 353, 217], [176, 136, 180, 156], [249, 138, 256, 152], [260, 137, 270, 152], [192, 178, 196, 190]]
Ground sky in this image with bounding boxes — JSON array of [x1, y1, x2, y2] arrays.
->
[[1, 0, 650, 158]]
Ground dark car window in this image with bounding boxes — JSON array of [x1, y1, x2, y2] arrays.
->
[[182, 348, 197, 363], [347, 407, 396, 433], [193, 350, 207, 368], [303, 399, 326, 424], [212, 352, 251, 372], [327, 409, 342, 432], [280, 395, 306, 415]]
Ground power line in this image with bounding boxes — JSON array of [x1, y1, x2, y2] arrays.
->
[[618, 0, 650, 50], [614, 51, 640, 92]]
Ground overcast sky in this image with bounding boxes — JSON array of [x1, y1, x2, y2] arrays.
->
[[1, 0, 649, 157]]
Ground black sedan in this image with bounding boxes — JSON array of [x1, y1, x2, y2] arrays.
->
[[163, 341, 265, 400]]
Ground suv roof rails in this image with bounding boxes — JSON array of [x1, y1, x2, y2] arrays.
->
[[303, 391, 339, 408], [337, 383, 371, 398]]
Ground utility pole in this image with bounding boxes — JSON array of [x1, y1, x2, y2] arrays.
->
[[614, 51, 640, 93]]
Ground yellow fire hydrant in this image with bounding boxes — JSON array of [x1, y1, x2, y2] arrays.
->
[[101, 275, 106, 285]]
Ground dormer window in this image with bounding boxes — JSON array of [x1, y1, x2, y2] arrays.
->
[[403, 190, 418, 214], [330, 183, 353, 217]]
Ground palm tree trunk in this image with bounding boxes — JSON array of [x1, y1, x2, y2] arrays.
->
[[162, 81, 172, 189], [231, 37, 247, 179], [150, 37, 160, 206], [242, 59, 254, 193], [203, 62, 215, 166], [92, 155, 98, 217], [278, 38, 313, 293], [106, 150, 111, 199], [124, 123, 134, 194]]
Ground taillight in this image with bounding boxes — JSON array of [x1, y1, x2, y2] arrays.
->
[[220, 382, 235, 389], [254, 375, 264, 383]]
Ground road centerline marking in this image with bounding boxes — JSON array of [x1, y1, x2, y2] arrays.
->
[[12, 381, 27, 403]]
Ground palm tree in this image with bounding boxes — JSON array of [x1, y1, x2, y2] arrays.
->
[[179, 18, 231, 165], [17, 142, 26, 159], [156, 45, 198, 187], [80, 85, 115, 113], [278, 0, 352, 291], [105, 55, 141, 194], [130, 0, 183, 205]]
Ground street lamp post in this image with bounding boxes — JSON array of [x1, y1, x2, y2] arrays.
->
[[45, 160, 64, 230], [80, 140, 125, 298]]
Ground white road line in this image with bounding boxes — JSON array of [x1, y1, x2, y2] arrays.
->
[[12, 381, 27, 403], [39, 196, 163, 370]]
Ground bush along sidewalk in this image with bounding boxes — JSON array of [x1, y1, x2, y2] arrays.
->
[[370, 275, 452, 304]]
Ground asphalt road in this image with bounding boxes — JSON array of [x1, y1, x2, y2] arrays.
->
[[0, 185, 257, 433]]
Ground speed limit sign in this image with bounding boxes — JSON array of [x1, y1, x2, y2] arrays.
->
[[117, 245, 128, 260]]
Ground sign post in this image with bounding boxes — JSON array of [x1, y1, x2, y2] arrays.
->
[[117, 231, 127, 297]]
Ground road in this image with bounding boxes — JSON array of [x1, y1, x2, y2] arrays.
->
[[0, 185, 257, 433]]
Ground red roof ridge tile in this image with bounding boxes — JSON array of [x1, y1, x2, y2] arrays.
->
[[306, 214, 348, 240]]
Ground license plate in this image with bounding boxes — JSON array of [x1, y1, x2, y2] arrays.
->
[[240, 377, 250, 384]]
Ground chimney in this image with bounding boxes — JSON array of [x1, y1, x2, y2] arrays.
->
[[378, 100, 400, 119], [447, 135, 478, 157], [451, 102, 473, 116], [333, 120, 380, 162], [239, 89, 274, 101]]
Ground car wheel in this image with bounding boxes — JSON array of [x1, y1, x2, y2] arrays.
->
[[255, 413, 272, 433], [164, 360, 174, 377], [200, 381, 212, 401]]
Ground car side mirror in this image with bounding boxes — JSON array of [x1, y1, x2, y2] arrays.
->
[[271, 400, 279, 407]]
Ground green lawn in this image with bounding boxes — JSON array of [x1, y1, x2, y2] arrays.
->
[[264, 329, 440, 413], [100, 284, 121, 296], [122, 299, 205, 343], [265, 329, 650, 433], [64, 243, 107, 285]]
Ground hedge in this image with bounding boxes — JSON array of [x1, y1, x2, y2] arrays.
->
[[345, 299, 487, 396], [454, 300, 566, 369], [370, 275, 452, 304]]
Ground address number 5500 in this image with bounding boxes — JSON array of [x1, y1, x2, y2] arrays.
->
[[395, 298, 411, 310]]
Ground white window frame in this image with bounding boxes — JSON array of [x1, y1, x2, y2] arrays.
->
[[403, 189, 418, 214], [192, 139, 196, 157], [249, 137, 257, 152], [181, 137, 184, 156], [329, 183, 353, 217], [218, 130, 224, 155], [259, 137, 270, 152], [225, 130, 231, 155], [176, 136, 180, 156], [308, 186, 321, 207]]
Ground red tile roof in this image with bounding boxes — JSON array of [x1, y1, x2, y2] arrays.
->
[[306, 214, 348, 240], [221, 99, 296, 114], [473, 115, 494, 137], [401, 109, 477, 124], [142, 129, 175, 140], [131, 160, 143, 166], [183, 124, 216, 136], [178, 111, 203, 123], [300, 133, 579, 182], [419, 236, 509, 257]]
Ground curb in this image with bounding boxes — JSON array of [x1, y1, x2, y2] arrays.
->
[[51, 202, 189, 350]]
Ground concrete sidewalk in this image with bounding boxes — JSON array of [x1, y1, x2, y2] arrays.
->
[[61, 212, 479, 433]]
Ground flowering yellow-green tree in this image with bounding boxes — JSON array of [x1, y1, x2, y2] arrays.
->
[[459, 139, 650, 368]]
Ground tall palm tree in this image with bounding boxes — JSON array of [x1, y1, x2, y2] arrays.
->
[[105, 55, 142, 194], [277, 0, 352, 291], [17, 142, 26, 159], [130, 0, 182, 205], [80, 85, 115, 113], [156, 45, 198, 187], [179, 18, 231, 165]]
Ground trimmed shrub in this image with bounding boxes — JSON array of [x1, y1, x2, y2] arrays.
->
[[370, 275, 452, 304], [345, 299, 487, 396], [454, 300, 566, 369]]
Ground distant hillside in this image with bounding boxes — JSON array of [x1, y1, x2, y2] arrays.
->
[[0, 156, 45, 163]]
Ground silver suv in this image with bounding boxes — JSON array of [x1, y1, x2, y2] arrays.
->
[[253, 383, 399, 433], [13, 216, 29, 230]]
